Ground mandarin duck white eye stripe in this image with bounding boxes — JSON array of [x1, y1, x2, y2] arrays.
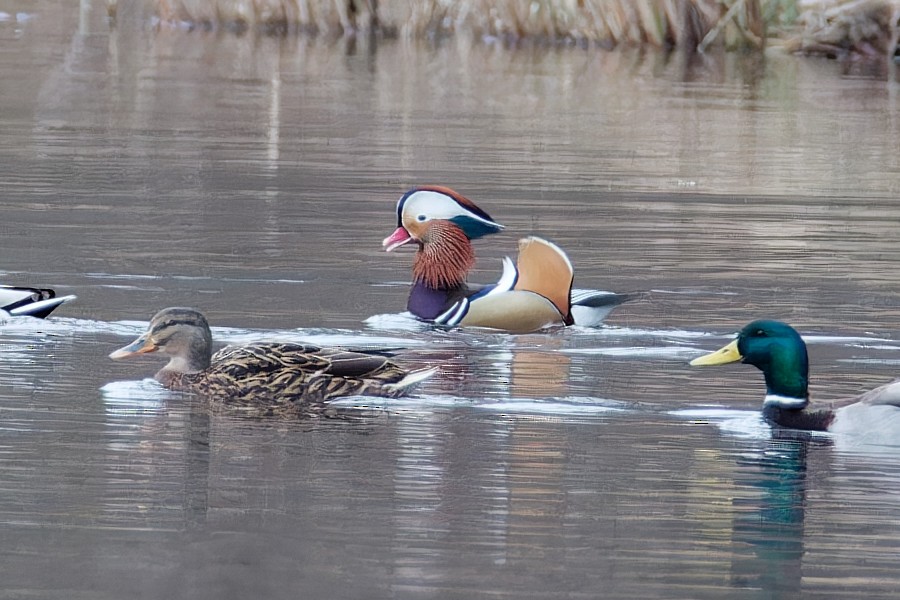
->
[[398, 189, 505, 240]]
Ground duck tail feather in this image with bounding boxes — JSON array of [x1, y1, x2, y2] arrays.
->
[[571, 289, 647, 308], [385, 367, 438, 393], [8, 294, 77, 318], [569, 290, 647, 328]]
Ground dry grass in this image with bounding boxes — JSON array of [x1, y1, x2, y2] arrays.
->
[[126, 0, 899, 56], [141, 0, 789, 49]]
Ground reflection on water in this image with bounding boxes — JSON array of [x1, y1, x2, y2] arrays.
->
[[731, 438, 809, 595], [3, 0, 900, 598], [4, 321, 900, 597]]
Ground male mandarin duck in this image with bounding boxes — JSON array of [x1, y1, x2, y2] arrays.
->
[[382, 185, 637, 334], [691, 319, 900, 434], [0, 285, 76, 318], [110, 307, 436, 412]]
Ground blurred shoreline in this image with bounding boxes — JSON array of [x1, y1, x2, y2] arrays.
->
[[105, 0, 900, 59]]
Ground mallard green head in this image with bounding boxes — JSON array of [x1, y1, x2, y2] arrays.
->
[[691, 319, 809, 409], [110, 307, 213, 375]]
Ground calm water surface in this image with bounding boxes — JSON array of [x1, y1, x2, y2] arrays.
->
[[2, 1, 900, 598]]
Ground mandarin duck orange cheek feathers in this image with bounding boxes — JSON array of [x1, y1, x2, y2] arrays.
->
[[382, 186, 638, 333]]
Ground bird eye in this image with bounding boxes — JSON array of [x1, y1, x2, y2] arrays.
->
[[416, 214, 427, 222], [754, 329, 766, 336]]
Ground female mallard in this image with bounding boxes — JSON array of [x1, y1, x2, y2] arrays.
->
[[110, 307, 436, 412], [690, 319, 900, 433], [0, 284, 76, 318], [382, 185, 638, 333]]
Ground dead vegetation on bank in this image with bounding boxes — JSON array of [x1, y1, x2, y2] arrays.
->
[[786, 0, 899, 58], [125, 0, 899, 57]]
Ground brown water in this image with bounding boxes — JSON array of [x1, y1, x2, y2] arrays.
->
[[3, 1, 900, 598]]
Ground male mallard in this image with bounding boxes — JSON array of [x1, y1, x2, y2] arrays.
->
[[0, 285, 76, 318], [690, 319, 900, 433], [110, 307, 436, 412], [383, 185, 637, 334]]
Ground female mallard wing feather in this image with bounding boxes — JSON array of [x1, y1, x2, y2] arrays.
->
[[315, 347, 409, 382], [196, 343, 332, 403], [322, 350, 437, 394], [210, 343, 330, 374], [197, 342, 428, 404]]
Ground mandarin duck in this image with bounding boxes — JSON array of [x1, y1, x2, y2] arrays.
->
[[691, 319, 900, 434], [0, 285, 76, 318], [110, 307, 436, 413], [382, 185, 637, 334]]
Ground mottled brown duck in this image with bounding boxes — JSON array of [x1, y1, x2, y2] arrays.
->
[[110, 307, 436, 414]]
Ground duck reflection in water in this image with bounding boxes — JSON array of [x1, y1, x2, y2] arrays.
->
[[729, 435, 813, 595], [419, 333, 573, 402]]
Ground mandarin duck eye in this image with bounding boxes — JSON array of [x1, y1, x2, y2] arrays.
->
[[416, 214, 427, 222]]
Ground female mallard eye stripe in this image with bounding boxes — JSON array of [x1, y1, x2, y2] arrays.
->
[[152, 318, 203, 334]]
